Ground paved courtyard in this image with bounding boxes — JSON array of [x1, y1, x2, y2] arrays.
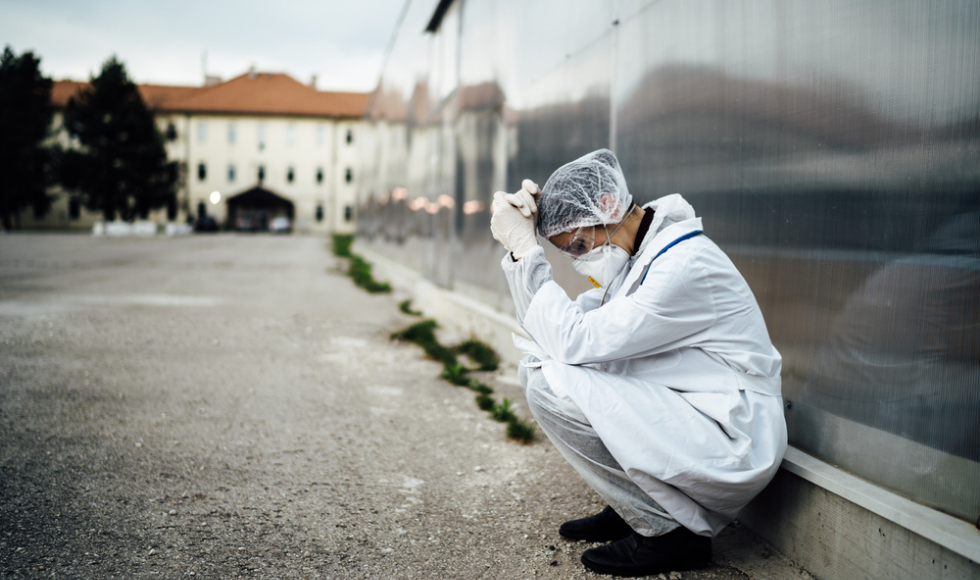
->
[[0, 234, 808, 579]]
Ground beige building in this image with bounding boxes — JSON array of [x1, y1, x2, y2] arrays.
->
[[26, 71, 367, 234]]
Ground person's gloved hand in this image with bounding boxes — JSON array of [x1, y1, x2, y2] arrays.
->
[[503, 179, 540, 218], [490, 187, 538, 260]]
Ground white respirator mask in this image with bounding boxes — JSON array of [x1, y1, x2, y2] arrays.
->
[[570, 211, 633, 292], [572, 243, 630, 289]]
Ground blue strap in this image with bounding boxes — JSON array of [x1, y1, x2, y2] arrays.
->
[[639, 231, 703, 285]]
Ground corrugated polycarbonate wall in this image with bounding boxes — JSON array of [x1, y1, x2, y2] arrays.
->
[[357, 0, 980, 523]]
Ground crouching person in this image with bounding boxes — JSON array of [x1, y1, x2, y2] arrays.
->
[[490, 149, 786, 577]]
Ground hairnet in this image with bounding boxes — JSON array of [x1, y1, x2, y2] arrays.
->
[[537, 149, 633, 238]]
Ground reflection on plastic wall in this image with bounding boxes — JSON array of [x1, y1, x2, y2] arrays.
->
[[357, 0, 980, 521]]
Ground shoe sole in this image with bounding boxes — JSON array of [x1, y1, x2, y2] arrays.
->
[[580, 554, 711, 577], [558, 528, 633, 543]]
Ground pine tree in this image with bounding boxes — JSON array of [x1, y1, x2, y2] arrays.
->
[[60, 56, 176, 221], [0, 46, 54, 231]]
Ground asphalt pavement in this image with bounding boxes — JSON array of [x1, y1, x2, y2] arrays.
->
[[0, 233, 812, 579]]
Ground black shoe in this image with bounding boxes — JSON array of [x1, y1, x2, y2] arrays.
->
[[580, 527, 711, 577], [559, 505, 634, 542]]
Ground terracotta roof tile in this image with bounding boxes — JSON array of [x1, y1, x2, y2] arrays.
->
[[50, 80, 87, 108], [50, 72, 367, 118], [138, 84, 207, 109], [166, 73, 367, 118]]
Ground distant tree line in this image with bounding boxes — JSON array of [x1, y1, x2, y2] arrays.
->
[[0, 47, 177, 230], [0, 47, 52, 230]]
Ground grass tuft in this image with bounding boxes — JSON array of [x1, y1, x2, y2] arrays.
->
[[490, 397, 517, 423], [506, 417, 536, 443], [439, 363, 470, 386], [331, 233, 353, 257], [467, 380, 494, 395], [348, 255, 392, 293], [475, 392, 495, 412], [390, 319, 438, 342], [455, 339, 500, 371], [331, 234, 391, 293], [399, 299, 423, 316], [390, 320, 458, 368]]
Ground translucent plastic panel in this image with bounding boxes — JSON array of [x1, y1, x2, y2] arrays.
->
[[358, 0, 980, 522]]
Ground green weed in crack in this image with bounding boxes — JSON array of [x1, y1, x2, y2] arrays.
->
[[399, 299, 423, 316], [390, 319, 458, 368], [389, 318, 536, 444], [455, 339, 500, 371], [467, 380, 494, 395], [348, 255, 392, 293], [390, 318, 438, 342], [336, 241, 534, 441], [331, 233, 353, 258], [330, 233, 391, 293], [506, 416, 536, 443], [491, 398, 516, 423], [439, 363, 470, 386], [475, 392, 495, 412]]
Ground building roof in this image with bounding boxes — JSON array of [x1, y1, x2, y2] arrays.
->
[[138, 84, 208, 110], [51, 72, 368, 119], [50, 80, 87, 108]]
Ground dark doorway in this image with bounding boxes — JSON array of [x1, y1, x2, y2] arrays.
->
[[69, 197, 81, 220], [226, 187, 294, 232]]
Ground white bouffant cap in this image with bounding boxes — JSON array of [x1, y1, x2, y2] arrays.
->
[[536, 149, 633, 238]]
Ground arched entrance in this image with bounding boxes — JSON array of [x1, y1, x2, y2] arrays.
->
[[226, 187, 294, 232]]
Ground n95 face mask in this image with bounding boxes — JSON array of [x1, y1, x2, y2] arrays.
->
[[572, 243, 630, 289]]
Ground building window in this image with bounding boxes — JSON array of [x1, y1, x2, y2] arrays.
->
[[345, 167, 353, 183], [257, 123, 266, 150], [344, 205, 352, 222], [165, 122, 177, 141], [316, 167, 324, 184], [69, 197, 81, 220], [286, 124, 295, 146], [346, 128, 353, 145], [316, 204, 324, 222], [228, 122, 237, 144], [166, 196, 177, 221], [316, 125, 324, 146], [287, 166, 295, 183], [197, 202, 206, 220], [257, 165, 265, 183], [228, 164, 236, 182], [197, 121, 207, 143], [198, 162, 207, 181]]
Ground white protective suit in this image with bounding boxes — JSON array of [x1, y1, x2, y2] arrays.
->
[[502, 194, 787, 537]]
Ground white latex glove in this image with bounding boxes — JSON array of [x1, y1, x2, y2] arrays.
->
[[504, 179, 540, 218], [490, 190, 538, 259]]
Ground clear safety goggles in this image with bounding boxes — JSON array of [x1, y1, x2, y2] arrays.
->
[[558, 226, 597, 258], [557, 209, 634, 259]]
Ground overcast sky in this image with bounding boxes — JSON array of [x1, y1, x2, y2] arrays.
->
[[1, 0, 408, 92]]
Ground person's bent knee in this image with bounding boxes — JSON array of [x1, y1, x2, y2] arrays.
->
[[518, 360, 530, 392], [520, 368, 552, 420]]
